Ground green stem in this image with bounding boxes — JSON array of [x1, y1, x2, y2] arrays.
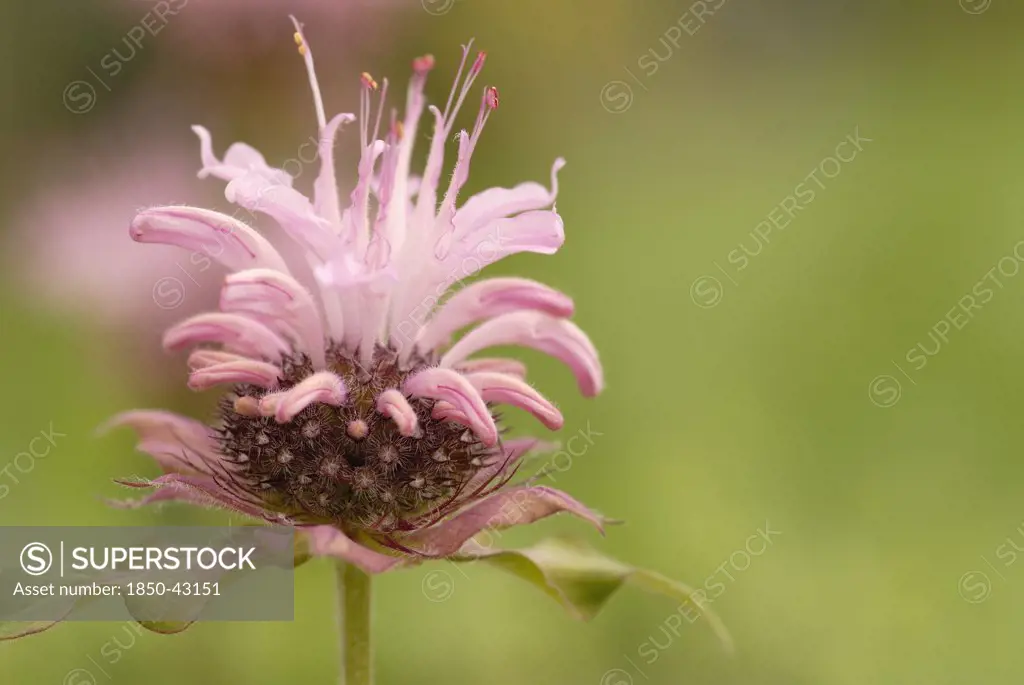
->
[[336, 561, 373, 685]]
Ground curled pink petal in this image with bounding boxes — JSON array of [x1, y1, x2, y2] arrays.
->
[[376, 389, 419, 437], [465, 372, 563, 430], [130, 206, 290, 274], [257, 393, 283, 418], [430, 400, 471, 426], [454, 157, 565, 235], [440, 312, 603, 397], [259, 371, 347, 423], [404, 485, 605, 558], [403, 367, 498, 446], [99, 411, 224, 476], [163, 312, 291, 361], [303, 526, 404, 574], [193, 125, 293, 187], [417, 278, 574, 352], [455, 358, 528, 378], [221, 268, 326, 367], [188, 360, 282, 391], [187, 350, 252, 371], [442, 209, 565, 281]]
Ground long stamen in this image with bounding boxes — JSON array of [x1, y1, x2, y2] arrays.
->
[[359, 72, 378, 150], [289, 16, 327, 130], [441, 87, 500, 222], [372, 78, 389, 146], [442, 40, 474, 121], [444, 51, 487, 136], [469, 86, 499, 147]]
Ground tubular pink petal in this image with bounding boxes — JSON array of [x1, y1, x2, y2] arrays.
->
[[465, 372, 563, 430], [454, 158, 565, 235], [417, 277, 574, 352], [375, 389, 419, 437], [345, 139, 388, 254], [187, 350, 251, 371], [163, 313, 291, 361], [224, 172, 339, 261], [262, 371, 347, 423], [303, 526, 404, 574], [404, 485, 606, 558], [381, 56, 432, 258], [188, 360, 282, 391], [257, 393, 283, 418], [130, 206, 290, 274], [403, 367, 498, 446], [455, 358, 528, 379], [440, 312, 603, 397], [100, 410, 224, 476], [430, 400, 471, 427], [313, 112, 357, 227], [412, 106, 448, 227], [221, 269, 326, 367]]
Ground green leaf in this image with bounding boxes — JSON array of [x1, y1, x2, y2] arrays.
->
[[0, 620, 61, 641], [452, 536, 733, 652]]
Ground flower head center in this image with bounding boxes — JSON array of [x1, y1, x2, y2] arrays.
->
[[216, 345, 500, 532]]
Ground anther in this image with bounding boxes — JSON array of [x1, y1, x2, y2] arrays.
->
[[413, 54, 435, 74], [470, 51, 487, 75]]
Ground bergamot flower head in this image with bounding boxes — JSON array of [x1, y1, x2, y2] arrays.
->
[[6, 21, 729, 671], [105, 17, 605, 573]]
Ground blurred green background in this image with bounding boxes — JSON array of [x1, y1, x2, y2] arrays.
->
[[3, 0, 1024, 683]]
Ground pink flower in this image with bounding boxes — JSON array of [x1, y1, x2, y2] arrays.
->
[[106, 19, 605, 574]]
